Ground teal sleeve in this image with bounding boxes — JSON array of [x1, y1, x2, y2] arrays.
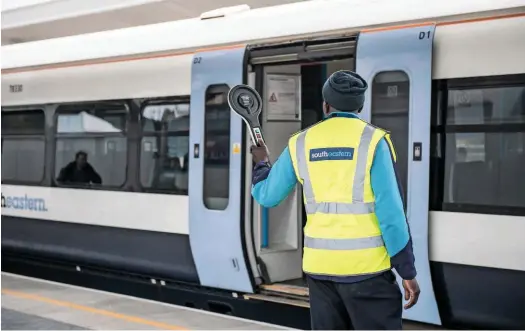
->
[[251, 147, 298, 208]]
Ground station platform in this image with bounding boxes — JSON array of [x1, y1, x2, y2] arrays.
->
[[1, 272, 289, 330]]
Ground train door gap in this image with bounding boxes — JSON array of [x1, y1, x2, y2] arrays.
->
[[252, 62, 304, 289], [248, 49, 356, 299]]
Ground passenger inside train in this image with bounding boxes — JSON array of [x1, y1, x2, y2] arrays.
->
[[56, 151, 102, 185]]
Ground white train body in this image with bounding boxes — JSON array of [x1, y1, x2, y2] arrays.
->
[[2, 0, 525, 328]]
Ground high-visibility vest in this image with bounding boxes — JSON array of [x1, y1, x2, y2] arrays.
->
[[288, 114, 397, 277]]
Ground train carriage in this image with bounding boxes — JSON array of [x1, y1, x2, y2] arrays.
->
[[2, 0, 525, 329]]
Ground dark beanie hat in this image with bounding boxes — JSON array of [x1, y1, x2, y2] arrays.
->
[[322, 70, 368, 112]]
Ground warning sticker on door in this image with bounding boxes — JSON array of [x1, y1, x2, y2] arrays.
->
[[266, 74, 300, 121], [232, 143, 241, 154]]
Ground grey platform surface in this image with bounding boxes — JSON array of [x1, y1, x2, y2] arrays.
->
[[1, 273, 288, 330], [2, 308, 89, 330]]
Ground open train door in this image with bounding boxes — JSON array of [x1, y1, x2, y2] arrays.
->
[[356, 24, 441, 325], [188, 45, 256, 293]]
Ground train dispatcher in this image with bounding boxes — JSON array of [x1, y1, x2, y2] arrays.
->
[[250, 70, 420, 330]]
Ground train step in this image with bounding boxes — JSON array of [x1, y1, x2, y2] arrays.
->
[[243, 293, 310, 308], [260, 283, 309, 298]]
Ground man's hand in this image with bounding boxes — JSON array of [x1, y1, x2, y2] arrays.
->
[[250, 143, 270, 164], [402, 279, 420, 309]]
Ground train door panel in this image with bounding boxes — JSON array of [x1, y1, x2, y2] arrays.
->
[[356, 25, 441, 325], [188, 46, 254, 293]]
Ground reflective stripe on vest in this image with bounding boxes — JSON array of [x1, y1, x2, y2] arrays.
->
[[304, 235, 385, 250], [295, 124, 385, 251]]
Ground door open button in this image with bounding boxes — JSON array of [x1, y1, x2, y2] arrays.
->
[[413, 142, 422, 161]]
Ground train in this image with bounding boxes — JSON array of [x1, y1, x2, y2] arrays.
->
[[2, 0, 525, 329]]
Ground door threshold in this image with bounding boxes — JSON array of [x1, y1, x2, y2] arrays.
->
[[260, 283, 309, 298], [243, 293, 310, 308]]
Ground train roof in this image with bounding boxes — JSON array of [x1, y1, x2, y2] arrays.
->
[[2, 0, 525, 70]]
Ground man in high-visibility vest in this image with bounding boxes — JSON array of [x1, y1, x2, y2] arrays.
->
[[251, 70, 420, 330]]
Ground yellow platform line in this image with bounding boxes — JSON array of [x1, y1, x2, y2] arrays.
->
[[1, 288, 187, 330]]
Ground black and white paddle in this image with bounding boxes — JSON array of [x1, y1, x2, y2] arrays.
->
[[227, 84, 266, 147]]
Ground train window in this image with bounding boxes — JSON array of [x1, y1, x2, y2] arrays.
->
[[443, 132, 525, 209], [446, 85, 525, 125], [433, 75, 525, 215], [371, 71, 410, 209], [54, 103, 128, 188], [2, 109, 46, 135], [140, 100, 190, 194], [203, 84, 231, 210], [1, 109, 46, 183]]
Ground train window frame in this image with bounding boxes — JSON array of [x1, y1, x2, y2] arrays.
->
[[430, 74, 525, 216], [138, 96, 191, 195], [202, 84, 231, 211], [1, 108, 47, 185], [52, 101, 130, 190]]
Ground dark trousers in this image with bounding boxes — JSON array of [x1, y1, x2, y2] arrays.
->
[[307, 271, 402, 330]]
